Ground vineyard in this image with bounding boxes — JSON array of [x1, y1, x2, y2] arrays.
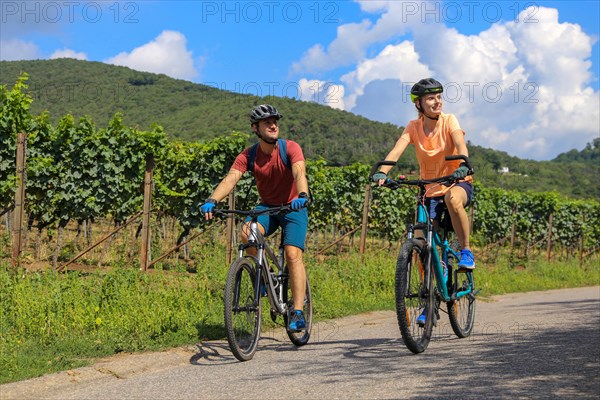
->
[[2, 74, 599, 269]]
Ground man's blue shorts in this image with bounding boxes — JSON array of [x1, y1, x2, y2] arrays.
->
[[245, 204, 308, 251], [426, 182, 473, 221]]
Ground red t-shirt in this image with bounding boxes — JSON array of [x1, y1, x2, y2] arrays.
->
[[232, 140, 305, 205]]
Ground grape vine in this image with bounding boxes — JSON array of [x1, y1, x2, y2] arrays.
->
[[1, 74, 598, 261]]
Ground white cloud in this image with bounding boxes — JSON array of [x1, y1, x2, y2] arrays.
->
[[340, 41, 431, 110], [507, 7, 594, 90], [293, 5, 599, 160], [50, 48, 87, 60], [291, 19, 374, 74], [298, 79, 345, 110], [291, 0, 431, 74], [104, 30, 199, 81], [0, 39, 40, 60]]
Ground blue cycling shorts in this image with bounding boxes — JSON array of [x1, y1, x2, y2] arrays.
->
[[245, 204, 308, 251], [426, 182, 473, 221]]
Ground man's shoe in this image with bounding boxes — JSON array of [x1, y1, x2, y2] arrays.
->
[[458, 249, 475, 270], [416, 308, 427, 326], [288, 310, 306, 331]]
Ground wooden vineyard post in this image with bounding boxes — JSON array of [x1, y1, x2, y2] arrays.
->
[[546, 211, 554, 261], [359, 183, 371, 254], [140, 154, 154, 271], [579, 213, 585, 267], [11, 133, 27, 268], [59, 211, 142, 271], [469, 203, 474, 233], [226, 190, 236, 265], [510, 205, 518, 253]]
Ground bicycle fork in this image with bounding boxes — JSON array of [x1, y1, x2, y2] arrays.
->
[[409, 222, 439, 325]]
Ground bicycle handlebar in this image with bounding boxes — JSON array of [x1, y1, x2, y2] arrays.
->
[[214, 204, 304, 219], [369, 155, 474, 189]]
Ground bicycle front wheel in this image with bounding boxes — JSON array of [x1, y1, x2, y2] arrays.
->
[[447, 270, 476, 338], [283, 274, 313, 346], [224, 258, 262, 361], [395, 238, 434, 354]]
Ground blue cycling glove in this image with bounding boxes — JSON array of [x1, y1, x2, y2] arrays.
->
[[290, 193, 309, 210], [200, 198, 217, 214]]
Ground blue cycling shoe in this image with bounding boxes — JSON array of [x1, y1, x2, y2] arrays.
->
[[416, 308, 427, 326], [288, 310, 306, 331], [458, 249, 475, 270]]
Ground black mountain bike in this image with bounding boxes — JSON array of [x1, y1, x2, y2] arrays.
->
[[215, 205, 312, 361]]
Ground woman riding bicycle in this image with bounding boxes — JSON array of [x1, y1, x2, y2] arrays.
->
[[372, 78, 475, 270], [200, 104, 310, 331]]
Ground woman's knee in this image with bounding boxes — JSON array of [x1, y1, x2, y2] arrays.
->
[[445, 188, 467, 211]]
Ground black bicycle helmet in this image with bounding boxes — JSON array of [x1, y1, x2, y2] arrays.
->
[[249, 104, 283, 123], [410, 78, 443, 103]]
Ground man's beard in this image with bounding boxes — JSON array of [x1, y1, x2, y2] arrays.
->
[[259, 132, 277, 144]]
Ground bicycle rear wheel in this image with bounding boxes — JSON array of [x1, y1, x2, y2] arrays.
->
[[283, 272, 312, 346], [224, 258, 262, 361], [447, 269, 476, 338], [395, 238, 434, 354]]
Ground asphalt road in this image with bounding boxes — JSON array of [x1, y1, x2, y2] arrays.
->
[[2, 286, 599, 400]]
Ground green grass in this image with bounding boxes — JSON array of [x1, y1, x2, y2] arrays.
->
[[476, 256, 600, 297], [1, 245, 598, 384]]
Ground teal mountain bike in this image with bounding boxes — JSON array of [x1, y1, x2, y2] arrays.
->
[[370, 155, 478, 354]]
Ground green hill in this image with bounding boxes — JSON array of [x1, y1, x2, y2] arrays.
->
[[0, 59, 401, 166], [553, 138, 599, 164], [465, 144, 599, 199], [1, 59, 598, 199]]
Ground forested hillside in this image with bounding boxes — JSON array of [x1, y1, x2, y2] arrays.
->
[[553, 138, 599, 164], [0, 59, 401, 166], [1, 59, 598, 199]]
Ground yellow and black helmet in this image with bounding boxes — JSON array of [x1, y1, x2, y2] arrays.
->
[[410, 78, 443, 103]]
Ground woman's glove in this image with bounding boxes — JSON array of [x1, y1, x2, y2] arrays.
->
[[452, 163, 470, 179], [371, 171, 388, 182]]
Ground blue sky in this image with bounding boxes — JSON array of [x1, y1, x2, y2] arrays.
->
[[1, 0, 599, 160]]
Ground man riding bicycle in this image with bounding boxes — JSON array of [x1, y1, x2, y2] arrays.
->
[[200, 104, 311, 331]]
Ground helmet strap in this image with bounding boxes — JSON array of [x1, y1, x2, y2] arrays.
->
[[261, 137, 277, 145], [257, 130, 277, 145]]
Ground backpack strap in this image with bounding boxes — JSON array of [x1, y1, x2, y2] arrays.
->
[[247, 139, 290, 175], [277, 139, 291, 169], [247, 143, 259, 175]]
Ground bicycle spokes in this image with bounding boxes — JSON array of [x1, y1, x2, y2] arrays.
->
[[447, 270, 476, 338], [224, 258, 261, 361], [395, 239, 434, 354], [283, 274, 312, 346]]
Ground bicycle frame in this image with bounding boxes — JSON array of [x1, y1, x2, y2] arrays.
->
[[411, 197, 474, 302], [239, 217, 289, 315], [370, 155, 477, 352]]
